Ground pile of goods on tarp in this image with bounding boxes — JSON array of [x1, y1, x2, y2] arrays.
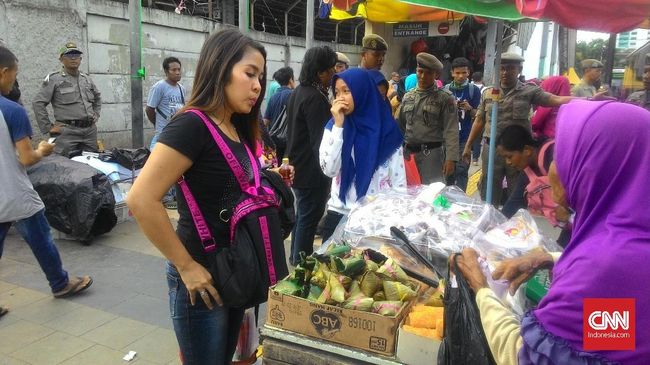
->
[[27, 154, 116, 242], [274, 243, 420, 316]]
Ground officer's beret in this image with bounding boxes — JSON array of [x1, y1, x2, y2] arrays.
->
[[416, 52, 443, 71], [501, 52, 525, 64], [580, 59, 604, 70], [336, 52, 350, 65], [362, 34, 388, 52], [59, 42, 83, 56]]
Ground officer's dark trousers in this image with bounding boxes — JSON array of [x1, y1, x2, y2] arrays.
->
[[479, 143, 520, 205], [413, 147, 445, 185], [54, 124, 98, 158]]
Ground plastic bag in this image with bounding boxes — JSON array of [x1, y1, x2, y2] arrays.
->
[[471, 209, 562, 266], [232, 308, 259, 363], [27, 155, 117, 242], [438, 255, 496, 365]]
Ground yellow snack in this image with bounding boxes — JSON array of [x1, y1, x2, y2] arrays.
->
[[407, 311, 437, 329], [435, 318, 444, 339], [403, 324, 438, 339]]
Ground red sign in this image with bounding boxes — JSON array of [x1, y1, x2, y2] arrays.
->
[[438, 23, 450, 34], [583, 298, 635, 351]]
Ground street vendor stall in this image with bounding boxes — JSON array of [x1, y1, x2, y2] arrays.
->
[[261, 184, 558, 364]]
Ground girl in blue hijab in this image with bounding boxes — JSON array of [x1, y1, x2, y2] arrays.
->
[[318, 68, 406, 241]]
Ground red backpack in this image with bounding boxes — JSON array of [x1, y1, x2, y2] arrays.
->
[[523, 140, 558, 226]]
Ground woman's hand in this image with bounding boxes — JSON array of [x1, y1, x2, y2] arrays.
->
[[177, 260, 223, 309], [270, 164, 295, 182], [492, 248, 554, 295], [331, 99, 349, 127], [452, 248, 489, 292]]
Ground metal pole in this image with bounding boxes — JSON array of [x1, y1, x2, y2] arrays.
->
[[306, 0, 314, 49], [550, 23, 559, 74], [603, 33, 617, 86], [250, 0, 256, 31], [208, 0, 213, 19], [335, 23, 339, 44], [538, 22, 550, 78], [129, 0, 144, 148], [483, 20, 498, 88], [486, 20, 503, 206], [354, 21, 363, 45], [239, 0, 247, 32]]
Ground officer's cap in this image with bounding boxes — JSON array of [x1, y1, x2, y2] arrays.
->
[[580, 59, 604, 70], [59, 42, 83, 57], [416, 52, 443, 71], [336, 52, 350, 65], [501, 52, 525, 64], [362, 34, 388, 52]]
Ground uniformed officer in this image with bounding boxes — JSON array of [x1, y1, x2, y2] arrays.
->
[[398, 52, 458, 184], [360, 34, 387, 71], [335, 52, 350, 73], [571, 59, 604, 97], [626, 63, 650, 111], [462, 52, 574, 204], [33, 42, 101, 157]]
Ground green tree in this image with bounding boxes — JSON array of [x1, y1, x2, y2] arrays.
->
[[575, 38, 607, 64]]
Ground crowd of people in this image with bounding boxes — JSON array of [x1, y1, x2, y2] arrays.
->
[[2, 27, 650, 364]]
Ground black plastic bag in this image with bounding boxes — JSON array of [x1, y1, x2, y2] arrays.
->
[[27, 155, 117, 243], [438, 254, 496, 365], [99, 148, 150, 170]]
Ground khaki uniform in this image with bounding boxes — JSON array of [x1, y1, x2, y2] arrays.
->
[[33, 69, 101, 157], [476, 81, 551, 203], [398, 85, 459, 184], [627, 90, 650, 111], [571, 80, 597, 98]]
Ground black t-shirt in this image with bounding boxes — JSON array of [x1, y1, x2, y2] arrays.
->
[[285, 83, 332, 188], [158, 111, 254, 266]]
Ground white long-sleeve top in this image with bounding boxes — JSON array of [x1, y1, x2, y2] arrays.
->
[[319, 125, 407, 214]]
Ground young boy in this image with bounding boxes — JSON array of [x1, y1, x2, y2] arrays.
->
[[444, 58, 482, 191], [0, 46, 92, 318]]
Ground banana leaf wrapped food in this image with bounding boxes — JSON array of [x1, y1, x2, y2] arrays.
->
[[342, 296, 374, 311], [334, 256, 367, 277], [383, 280, 417, 301], [376, 258, 410, 283], [373, 290, 386, 301], [359, 271, 382, 297], [274, 279, 301, 296], [307, 285, 323, 302], [310, 262, 332, 289], [365, 259, 380, 273], [317, 273, 347, 304], [372, 301, 404, 316], [348, 280, 364, 299]]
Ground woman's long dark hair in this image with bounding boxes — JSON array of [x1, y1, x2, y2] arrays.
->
[[180, 29, 267, 148]]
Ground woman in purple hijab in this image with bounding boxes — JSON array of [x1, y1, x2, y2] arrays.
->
[[455, 100, 650, 364]]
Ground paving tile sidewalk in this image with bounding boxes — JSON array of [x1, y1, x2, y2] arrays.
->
[[0, 213, 182, 365]]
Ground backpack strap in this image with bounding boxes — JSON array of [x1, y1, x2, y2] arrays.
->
[[536, 140, 554, 176], [177, 177, 216, 253]]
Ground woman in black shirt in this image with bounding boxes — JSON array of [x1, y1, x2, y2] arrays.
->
[[128, 29, 271, 364], [285, 46, 337, 264]]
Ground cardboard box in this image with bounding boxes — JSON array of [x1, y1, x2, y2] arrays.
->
[[396, 326, 441, 365], [265, 288, 412, 356]]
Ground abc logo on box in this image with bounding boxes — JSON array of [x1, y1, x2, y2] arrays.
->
[[583, 298, 635, 351]]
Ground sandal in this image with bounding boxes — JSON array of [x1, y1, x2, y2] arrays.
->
[[0, 306, 8, 318], [53, 275, 93, 298]]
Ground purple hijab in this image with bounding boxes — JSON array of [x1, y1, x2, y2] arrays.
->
[[526, 101, 650, 363]]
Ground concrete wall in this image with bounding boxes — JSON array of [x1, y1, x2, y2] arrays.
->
[[0, 0, 362, 148]]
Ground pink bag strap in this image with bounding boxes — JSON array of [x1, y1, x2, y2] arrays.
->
[[536, 140, 554, 176], [177, 178, 216, 253]]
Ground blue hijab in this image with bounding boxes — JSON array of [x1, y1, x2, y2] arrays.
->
[[404, 73, 417, 92], [326, 68, 404, 203]]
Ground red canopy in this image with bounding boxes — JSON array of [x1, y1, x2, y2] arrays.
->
[[515, 0, 650, 33]]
